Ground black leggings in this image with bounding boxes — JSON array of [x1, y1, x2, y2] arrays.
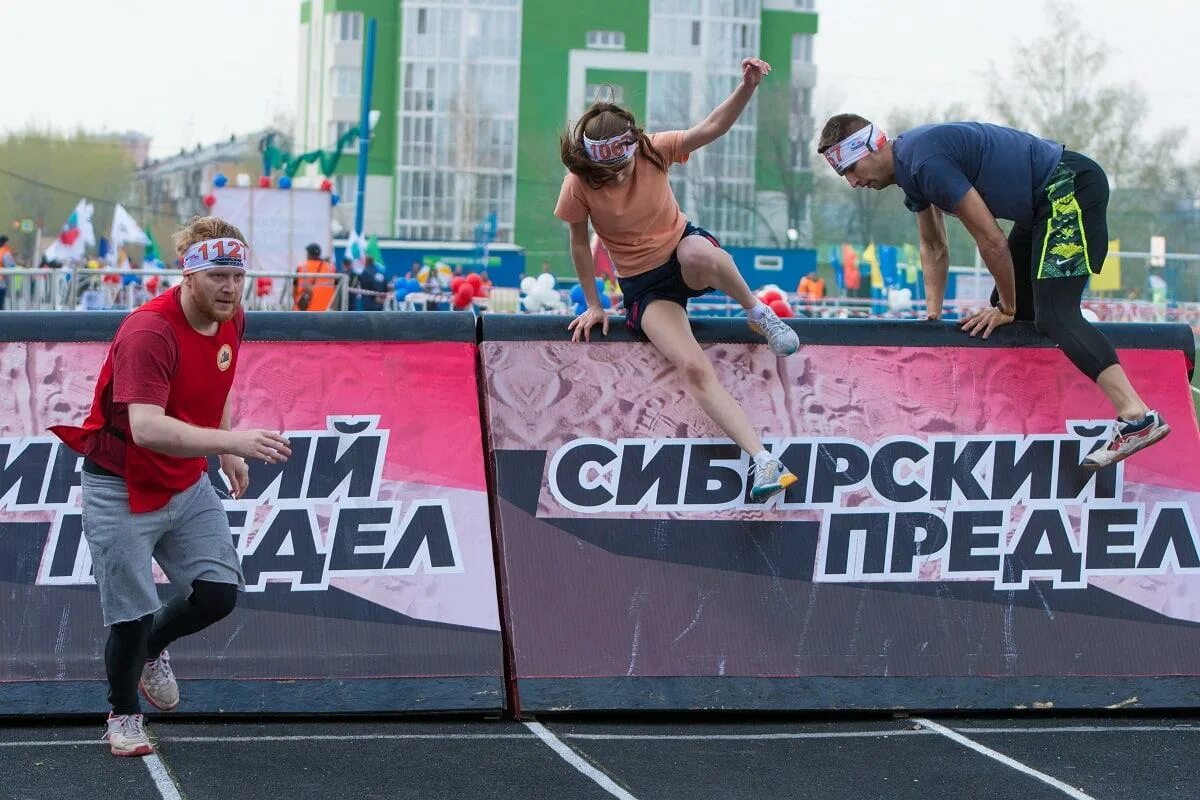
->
[[106, 580, 237, 714], [991, 151, 1119, 381]]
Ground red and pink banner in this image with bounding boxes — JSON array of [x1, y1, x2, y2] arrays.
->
[[1, 339, 502, 711], [483, 338, 1200, 709]]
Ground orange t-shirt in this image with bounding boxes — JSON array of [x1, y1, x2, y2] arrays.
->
[[554, 131, 690, 278]]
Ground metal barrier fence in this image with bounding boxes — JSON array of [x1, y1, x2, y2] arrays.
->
[[4, 267, 1199, 335], [0, 268, 349, 312]]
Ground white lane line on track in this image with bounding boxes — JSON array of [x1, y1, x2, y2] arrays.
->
[[144, 753, 183, 800], [914, 718, 1098, 800], [2, 724, 1197, 748], [953, 725, 1199, 734], [0, 733, 534, 747], [524, 721, 640, 800], [562, 730, 925, 740]]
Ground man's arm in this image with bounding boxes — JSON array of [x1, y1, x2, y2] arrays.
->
[[128, 403, 289, 462], [916, 206, 950, 320], [681, 58, 769, 154], [953, 188, 1017, 314]]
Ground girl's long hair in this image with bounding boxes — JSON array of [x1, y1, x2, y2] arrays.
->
[[560, 102, 668, 189]]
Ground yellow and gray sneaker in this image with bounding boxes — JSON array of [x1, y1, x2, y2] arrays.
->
[[750, 457, 798, 503], [748, 305, 800, 356]]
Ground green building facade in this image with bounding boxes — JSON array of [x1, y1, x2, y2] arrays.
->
[[297, 0, 817, 270]]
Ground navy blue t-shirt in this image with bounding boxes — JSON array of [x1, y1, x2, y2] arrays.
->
[[892, 122, 1064, 228]]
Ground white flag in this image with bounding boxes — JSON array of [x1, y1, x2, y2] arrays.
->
[[76, 199, 96, 248], [346, 229, 366, 264], [110, 204, 148, 249], [43, 198, 95, 263]]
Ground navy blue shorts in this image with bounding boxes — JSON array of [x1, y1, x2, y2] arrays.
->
[[619, 222, 720, 334]]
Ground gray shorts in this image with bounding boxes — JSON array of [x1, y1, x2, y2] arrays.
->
[[81, 471, 244, 626]]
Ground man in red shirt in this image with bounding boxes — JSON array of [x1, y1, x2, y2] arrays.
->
[[51, 216, 291, 757]]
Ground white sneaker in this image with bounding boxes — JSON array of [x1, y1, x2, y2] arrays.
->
[[1082, 410, 1171, 470], [104, 713, 153, 757], [749, 457, 798, 503], [140, 649, 179, 712], [748, 307, 800, 356]]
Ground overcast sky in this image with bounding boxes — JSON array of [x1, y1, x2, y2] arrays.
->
[[4, 0, 1196, 159]]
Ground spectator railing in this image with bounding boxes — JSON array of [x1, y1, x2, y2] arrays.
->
[[0, 268, 349, 311]]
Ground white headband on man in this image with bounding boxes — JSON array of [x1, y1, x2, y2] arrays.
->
[[182, 238, 248, 274], [583, 129, 637, 164], [823, 124, 888, 175]]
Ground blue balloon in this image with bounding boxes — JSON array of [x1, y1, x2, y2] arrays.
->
[[600, 293, 612, 309], [406, 278, 421, 292], [395, 288, 409, 301], [574, 300, 588, 315], [213, 173, 228, 188], [595, 277, 605, 293], [330, 193, 340, 206], [570, 284, 585, 303], [278, 176, 292, 189]]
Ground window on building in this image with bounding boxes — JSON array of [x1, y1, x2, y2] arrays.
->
[[335, 12, 363, 42], [795, 0, 815, 9], [329, 120, 356, 150], [335, 175, 357, 203], [586, 83, 624, 107], [417, 8, 427, 34], [586, 30, 625, 49], [691, 21, 701, 46], [791, 33, 813, 63], [332, 67, 360, 98]]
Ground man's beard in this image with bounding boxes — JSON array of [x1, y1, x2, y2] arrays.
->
[[195, 291, 240, 323]]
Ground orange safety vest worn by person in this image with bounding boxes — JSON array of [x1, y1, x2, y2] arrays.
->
[[293, 243, 336, 311], [797, 272, 825, 301]]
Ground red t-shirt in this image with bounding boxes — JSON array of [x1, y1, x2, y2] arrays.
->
[[52, 287, 245, 511]]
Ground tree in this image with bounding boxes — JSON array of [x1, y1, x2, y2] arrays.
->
[[0, 128, 137, 264], [987, 1, 1199, 301], [986, 0, 1177, 189]]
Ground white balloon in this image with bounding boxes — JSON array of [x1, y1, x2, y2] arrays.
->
[[521, 294, 542, 312], [520, 276, 538, 294], [887, 288, 913, 313], [533, 285, 560, 306], [1081, 307, 1100, 323], [537, 272, 557, 290]]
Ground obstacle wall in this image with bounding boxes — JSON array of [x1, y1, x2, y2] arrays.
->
[[0, 313, 503, 714], [1, 312, 1198, 715]]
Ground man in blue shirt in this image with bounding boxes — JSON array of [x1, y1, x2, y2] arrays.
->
[[817, 115, 1169, 469]]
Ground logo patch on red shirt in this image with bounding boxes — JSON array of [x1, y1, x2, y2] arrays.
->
[[217, 343, 233, 372]]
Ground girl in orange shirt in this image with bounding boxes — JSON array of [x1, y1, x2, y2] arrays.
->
[[554, 58, 800, 502]]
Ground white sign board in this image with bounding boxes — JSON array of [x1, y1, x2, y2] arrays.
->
[[210, 187, 332, 273]]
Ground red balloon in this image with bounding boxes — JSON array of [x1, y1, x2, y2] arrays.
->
[[320, 179, 333, 192], [145, 276, 160, 293], [450, 276, 466, 293], [257, 176, 271, 188], [759, 288, 783, 305], [466, 273, 483, 290], [202, 194, 217, 208], [768, 298, 794, 318], [452, 285, 475, 309]]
